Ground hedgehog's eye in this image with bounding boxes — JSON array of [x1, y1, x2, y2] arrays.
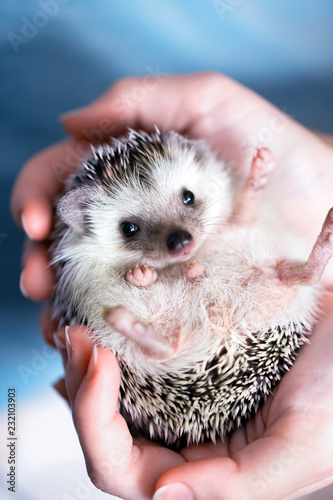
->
[[183, 189, 195, 205], [120, 221, 139, 237]]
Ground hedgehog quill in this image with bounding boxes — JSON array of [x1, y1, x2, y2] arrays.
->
[[51, 128, 333, 447]]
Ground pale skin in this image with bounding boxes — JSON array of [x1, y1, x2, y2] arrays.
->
[[10, 73, 333, 499]]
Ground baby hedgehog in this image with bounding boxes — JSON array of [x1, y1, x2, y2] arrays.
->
[[51, 128, 333, 446]]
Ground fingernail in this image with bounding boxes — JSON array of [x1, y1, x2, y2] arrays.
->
[[65, 326, 72, 361], [21, 212, 33, 240], [19, 271, 29, 299], [53, 332, 66, 350], [86, 345, 98, 380], [153, 483, 194, 500]]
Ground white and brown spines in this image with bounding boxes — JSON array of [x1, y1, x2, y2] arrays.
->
[[118, 321, 310, 447], [125, 127, 165, 156], [78, 128, 169, 190]]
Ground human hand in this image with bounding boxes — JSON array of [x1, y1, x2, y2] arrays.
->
[[53, 291, 333, 500], [10, 72, 333, 302], [13, 72, 333, 498]]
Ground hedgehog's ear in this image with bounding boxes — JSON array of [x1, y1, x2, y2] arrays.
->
[[187, 138, 212, 161], [57, 187, 94, 235], [168, 132, 211, 161]]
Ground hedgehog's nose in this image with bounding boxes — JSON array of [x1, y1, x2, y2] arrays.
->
[[167, 229, 192, 252]]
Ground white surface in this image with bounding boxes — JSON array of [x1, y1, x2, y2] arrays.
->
[[0, 387, 332, 500]]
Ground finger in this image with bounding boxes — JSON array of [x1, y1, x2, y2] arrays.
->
[[61, 76, 148, 139], [39, 305, 59, 347], [20, 242, 54, 301], [39, 307, 68, 367], [49, 327, 69, 368], [60, 72, 298, 182], [64, 326, 94, 407], [60, 73, 241, 142], [53, 377, 69, 403], [154, 414, 330, 500], [10, 137, 90, 239], [20, 195, 52, 241], [51, 326, 80, 370], [68, 333, 184, 499]]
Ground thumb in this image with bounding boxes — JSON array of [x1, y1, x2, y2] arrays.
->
[[153, 458, 246, 500]]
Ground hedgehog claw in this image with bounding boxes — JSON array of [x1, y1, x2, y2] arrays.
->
[[126, 264, 158, 286]]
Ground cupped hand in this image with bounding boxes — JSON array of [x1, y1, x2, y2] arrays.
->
[[53, 291, 333, 500], [11, 72, 333, 301]]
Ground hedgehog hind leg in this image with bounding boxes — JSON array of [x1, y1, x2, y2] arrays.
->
[[278, 207, 333, 286], [231, 147, 275, 224], [104, 305, 176, 361]]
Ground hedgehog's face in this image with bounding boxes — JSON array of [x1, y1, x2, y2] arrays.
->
[[119, 187, 195, 257], [116, 185, 203, 266], [101, 151, 232, 268], [57, 136, 233, 269]]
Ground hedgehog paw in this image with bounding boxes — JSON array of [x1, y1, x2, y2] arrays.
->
[[126, 264, 158, 286], [230, 147, 275, 224], [104, 305, 175, 361], [184, 260, 205, 280], [250, 147, 275, 191], [278, 206, 333, 286]]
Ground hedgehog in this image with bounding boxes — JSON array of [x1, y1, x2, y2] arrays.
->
[[50, 128, 333, 447]]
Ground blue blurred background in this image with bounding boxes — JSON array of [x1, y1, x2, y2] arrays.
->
[[0, 1, 333, 498]]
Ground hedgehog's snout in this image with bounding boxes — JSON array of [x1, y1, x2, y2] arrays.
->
[[166, 229, 193, 255]]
